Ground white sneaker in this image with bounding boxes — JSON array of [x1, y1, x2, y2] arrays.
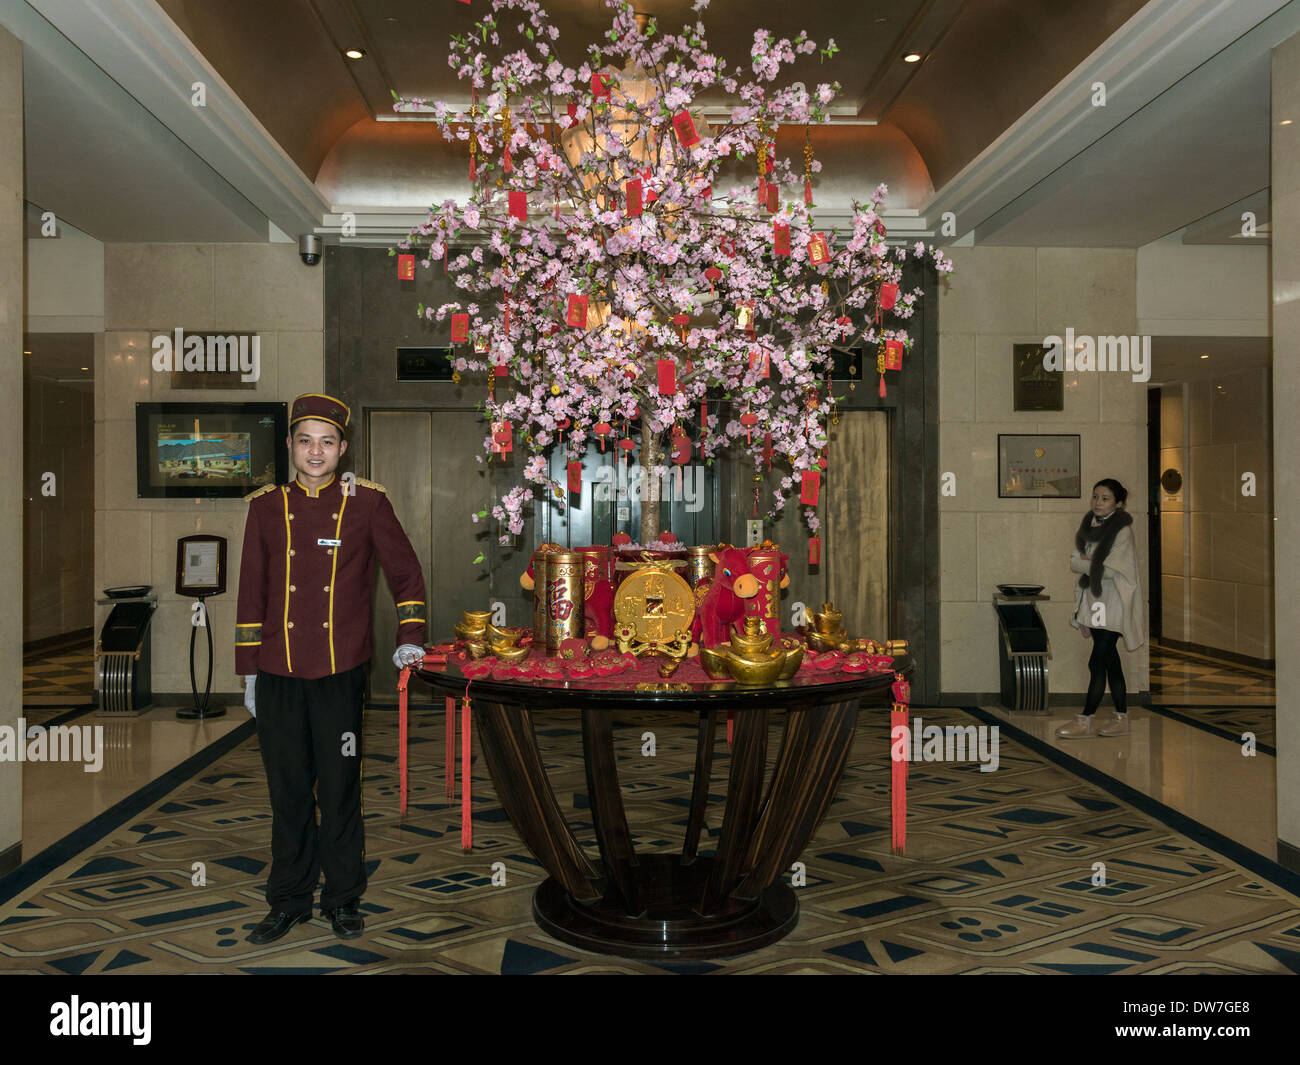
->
[[1056, 714, 1094, 739], [1097, 712, 1130, 737]]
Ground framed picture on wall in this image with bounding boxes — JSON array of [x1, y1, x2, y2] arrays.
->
[[998, 434, 1081, 497], [1012, 343, 1064, 411]]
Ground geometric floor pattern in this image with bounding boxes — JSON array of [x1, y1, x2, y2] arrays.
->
[[1149, 642, 1276, 751], [3, 703, 1299, 974], [22, 639, 95, 712]]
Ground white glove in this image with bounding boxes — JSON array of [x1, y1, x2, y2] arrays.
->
[[243, 675, 257, 717], [393, 644, 425, 669]]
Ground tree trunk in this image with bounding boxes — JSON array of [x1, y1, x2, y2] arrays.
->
[[640, 430, 662, 545]]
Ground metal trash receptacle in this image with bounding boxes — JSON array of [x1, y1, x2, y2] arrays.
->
[[993, 591, 1051, 712], [95, 596, 156, 714]]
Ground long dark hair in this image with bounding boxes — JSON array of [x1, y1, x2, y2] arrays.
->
[[1092, 478, 1127, 507]]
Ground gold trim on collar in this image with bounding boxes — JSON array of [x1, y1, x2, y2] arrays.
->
[[292, 473, 337, 498]]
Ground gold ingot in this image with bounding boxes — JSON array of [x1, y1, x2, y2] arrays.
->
[[453, 621, 485, 642], [727, 616, 773, 656], [495, 644, 531, 662], [484, 623, 520, 648], [811, 603, 843, 634], [464, 639, 491, 659], [806, 628, 848, 652], [699, 644, 732, 679], [463, 609, 494, 629], [727, 646, 786, 686], [777, 636, 805, 679]]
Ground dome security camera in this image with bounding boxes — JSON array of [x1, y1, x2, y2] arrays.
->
[[299, 234, 322, 266]]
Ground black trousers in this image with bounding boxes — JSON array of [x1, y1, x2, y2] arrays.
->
[[255, 665, 367, 913], [1082, 628, 1127, 716]]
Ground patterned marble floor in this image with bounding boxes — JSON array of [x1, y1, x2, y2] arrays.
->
[[2, 703, 1298, 975], [22, 640, 95, 711], [1149, 642, 1276, 751]]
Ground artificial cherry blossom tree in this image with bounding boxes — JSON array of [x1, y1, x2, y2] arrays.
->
[[394, 0, 952, 548]]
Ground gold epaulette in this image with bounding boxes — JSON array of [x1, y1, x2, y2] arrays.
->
[[244, 483, 278, 501], [354, 476, 387, 493]]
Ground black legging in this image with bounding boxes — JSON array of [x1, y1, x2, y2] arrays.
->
[[1083, 628, 1126, 716]]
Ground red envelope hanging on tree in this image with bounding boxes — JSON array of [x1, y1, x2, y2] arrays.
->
[[762, 432, 773, 468], [774, 223, 790, 257], [672, 111, 700, 148], [808, 537, 822, 565], [566, 294, 589, 328], [640, 168, 658, 204], [736, 301, 755, 334], [749, 349, 769, 377], [884, 339, 905, 371], [767, 183, 779, 212], [491, 421, 513, 454], [807, 233, 830, 266], [625, 177, 643, 217], [493, 357, 508, 377], [671, 430, 692, 465], [657, 359, 677, 395], [567, 460, 582, 494], [508, 190, 527, 221], [800, 470, 821, 506], [450, 313, 469, 342], [397, 254, 415, 280], [880, 282, 899, 310]]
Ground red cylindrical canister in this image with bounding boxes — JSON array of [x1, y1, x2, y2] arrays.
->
[[545, 551, 586, 654], [743, 546, 782, 636], [531, 547, 552, 646], [685, 544, 716, 592], [574, 544, 613, 596]]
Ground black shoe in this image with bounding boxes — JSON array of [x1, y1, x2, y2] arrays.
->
[[246, 908, 312, 945], [322, 899, 364, 939]]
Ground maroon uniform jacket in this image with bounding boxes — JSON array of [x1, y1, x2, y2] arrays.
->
[[235, 474, 426, 679]]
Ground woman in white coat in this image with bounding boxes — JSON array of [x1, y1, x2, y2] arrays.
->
[[1057, 478, 1146, 738]]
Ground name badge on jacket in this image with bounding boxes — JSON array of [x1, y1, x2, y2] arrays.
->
[[318, 538, 341, 547]]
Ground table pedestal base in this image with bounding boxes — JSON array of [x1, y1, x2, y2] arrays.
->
[[532, 854, 798, 960]]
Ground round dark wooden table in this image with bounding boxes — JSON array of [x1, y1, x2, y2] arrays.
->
[[416, 656, 907, 960]]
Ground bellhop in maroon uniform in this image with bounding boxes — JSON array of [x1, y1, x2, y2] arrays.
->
[[236, 393, 426, 944]]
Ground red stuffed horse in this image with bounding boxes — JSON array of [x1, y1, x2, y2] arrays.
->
[[693, 546, 759, 648]]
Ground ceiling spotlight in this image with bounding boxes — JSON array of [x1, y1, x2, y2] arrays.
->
[[343, 47, 366, 60], [80, 366, 89, 371], [1282, 119, 1293, 126], [903, 52, 923, 63], [23, 350, 31, 355], [1200, 353, 1210, 359]]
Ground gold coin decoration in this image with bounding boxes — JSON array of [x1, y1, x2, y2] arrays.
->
[[613, 567, 696, 646]]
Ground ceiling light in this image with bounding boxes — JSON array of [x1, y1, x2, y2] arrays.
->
[[1282, 119, 1293, 126], [80, 366, 89, 371], [343, 48, 366, 60], [1200, 354, 1209, 359], [23, 350, 31, 355], [903, 52, 923, 63]]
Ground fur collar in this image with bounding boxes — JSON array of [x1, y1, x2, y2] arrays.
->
[[1075, 508, 1132, 595]]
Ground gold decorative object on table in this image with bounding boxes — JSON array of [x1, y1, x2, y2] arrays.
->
[[807, 602, 853, 652], [613, 566, 696, 658], [698, 643, 732, 679], [777, 636, 805, 679], [725, 617, 786, 686], [454, 609, 492, 644], [544, 551, 586, 654]]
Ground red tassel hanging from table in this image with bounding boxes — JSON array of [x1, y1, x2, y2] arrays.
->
[[445, 696, 456, 799], [398, 667, 410, 815], [891, 702, 908, 853], [727, 709, 734, 744], [461, 688, 473, 850]]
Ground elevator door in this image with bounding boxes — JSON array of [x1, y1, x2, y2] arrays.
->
[[368, 410, 532, 701]]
